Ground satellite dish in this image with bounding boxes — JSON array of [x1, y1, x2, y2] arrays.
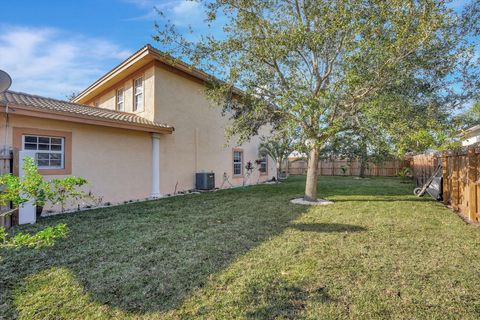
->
[[0, 70, 12, 93]]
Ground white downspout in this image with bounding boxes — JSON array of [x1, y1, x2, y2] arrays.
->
[[150, 133, 161, 198]]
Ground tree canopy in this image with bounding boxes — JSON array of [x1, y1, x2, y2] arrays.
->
[[155, 0, 478, 200]]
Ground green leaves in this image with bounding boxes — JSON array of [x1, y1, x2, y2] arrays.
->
[[49, 176, 89, 212], [156, 0, 465, 144], [0, 157, 91, 212], [155, 0, 472, 198], [0, 223, 68, 249], [0, 173, 25, 207]]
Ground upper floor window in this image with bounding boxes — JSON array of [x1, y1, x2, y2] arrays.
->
[[233, 150, 243, 176], [133, 77, 143, 112], [116, 88, 124, 111], [23, 135, 64, 169]]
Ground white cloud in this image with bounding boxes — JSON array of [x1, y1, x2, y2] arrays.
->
[[0, 25, 131, 99], [172, 1, 200, 15]]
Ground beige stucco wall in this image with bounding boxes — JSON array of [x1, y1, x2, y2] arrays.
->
[[0, 114, 153, 210], [1, 61, 274, 212], [92, 66, 156, 122], [154, 65, 274, 194]]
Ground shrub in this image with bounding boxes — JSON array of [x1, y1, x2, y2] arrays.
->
[[49, 177, 89, 212], [0, 223, 68, 249], [397, 167, 412, 183], [0, 173, 25, 207], [20, 157, 51, 207], [0, 157, 91, 213]]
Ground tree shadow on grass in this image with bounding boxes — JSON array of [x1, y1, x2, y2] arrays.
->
[[291, 223, 367, 233], [0, 177, 401, 318], [1, 188, 314, 317]]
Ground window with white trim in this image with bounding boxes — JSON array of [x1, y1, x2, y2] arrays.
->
[[233, 150, 243, 176], [116, 88, 124, 111], [133, 77, 143, 112], [22, 135, 64, 169], [259, 154, 267, 173]]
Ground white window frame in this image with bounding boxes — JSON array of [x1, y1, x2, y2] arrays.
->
[[116, 88, 124, 111], [133, 77, 144, 112], [22, 135, 65, 169], [259, 154, 267, 174], [233, 150, 243, 176]]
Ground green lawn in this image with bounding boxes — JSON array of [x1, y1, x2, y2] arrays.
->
[[1, 176, 480, 319]]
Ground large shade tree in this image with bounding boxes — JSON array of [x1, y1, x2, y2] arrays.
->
[[155, 0, 472, 201]]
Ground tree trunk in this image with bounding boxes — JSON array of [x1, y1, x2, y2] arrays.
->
[[304, 145, 319, 201], [359, 141, 368, 178], [276, 161, 281, 183], [359, 158, 367, 178]]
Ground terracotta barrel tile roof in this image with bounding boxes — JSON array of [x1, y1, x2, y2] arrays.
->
[[0, 90, 173, 132]]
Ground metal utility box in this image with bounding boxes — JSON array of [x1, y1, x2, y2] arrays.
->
[[196, 172, 215, 190]]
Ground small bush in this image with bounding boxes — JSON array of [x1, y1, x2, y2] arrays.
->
[[397, 167, 412, 183], [0, 157, 92, 213]]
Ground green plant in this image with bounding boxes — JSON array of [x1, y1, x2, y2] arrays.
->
[[0, 173, 26, 207], [20, 157, 52, 207], [48, 176, 88, 212], [0, 157, 91, 214], [0, 226, 7, 243], [258, 132, 296, 181], [340, 165, 347, 175], [155, 0, 470, 202], [0, 223, 68, 249], [398, 167, 411, 183], [0, 157, 52, 208]]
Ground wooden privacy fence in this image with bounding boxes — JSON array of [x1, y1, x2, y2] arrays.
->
[[410, 153, 441, 187], [411, 148, 480, 223], [287, 159, 409, 177], [441, 148, 480, 222]]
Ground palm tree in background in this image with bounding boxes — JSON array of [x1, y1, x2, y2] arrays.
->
[[258, 133, 295, 181]]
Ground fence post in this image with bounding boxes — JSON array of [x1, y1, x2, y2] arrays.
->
[[467, 148, 478, 221], [451, 152, 459, 211], [442, 152, 449, 206]]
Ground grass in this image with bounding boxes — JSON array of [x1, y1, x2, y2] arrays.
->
[[1, 176, 480, 319]]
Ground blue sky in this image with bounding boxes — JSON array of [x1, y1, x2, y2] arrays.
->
[[0, 0, 472, 100], [0, 0, 209, 99]]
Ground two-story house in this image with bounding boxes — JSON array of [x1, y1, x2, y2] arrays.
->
[[0, 45, 273, 210]]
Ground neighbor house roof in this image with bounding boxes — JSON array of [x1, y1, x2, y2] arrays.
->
[[0, 90, 174, 134], [463, 125, 480, 137], [73, 44, 243, 105]]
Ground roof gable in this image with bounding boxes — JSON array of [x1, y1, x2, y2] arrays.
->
[[72, 44, 242, 105]]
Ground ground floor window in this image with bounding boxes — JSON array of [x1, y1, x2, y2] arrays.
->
[[13, 127, 72, 175], [259, 154, 267, 174], [22, 135, 65, 169], [233, 149, 243, 176]]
